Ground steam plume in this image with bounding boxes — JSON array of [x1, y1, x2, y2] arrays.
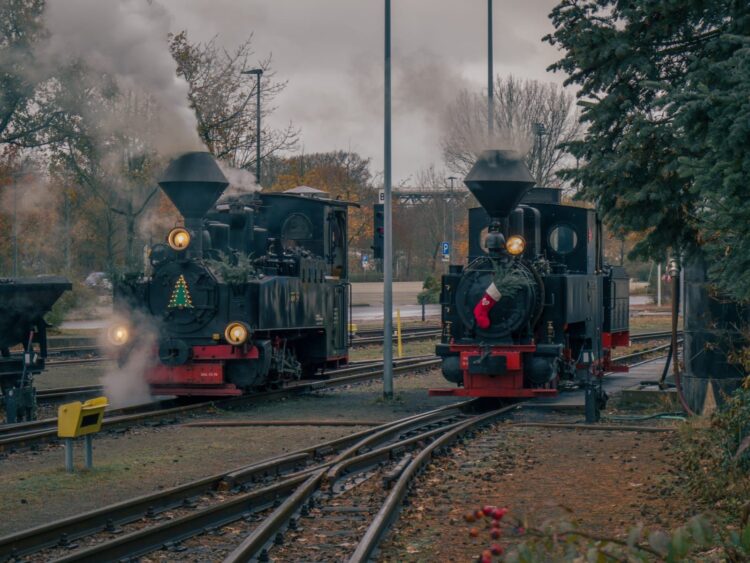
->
[[41, 0, 202, 155]]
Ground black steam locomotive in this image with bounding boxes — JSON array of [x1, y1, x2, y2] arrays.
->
[[112, 152, 351, 396], [430, 150, 629, 420]]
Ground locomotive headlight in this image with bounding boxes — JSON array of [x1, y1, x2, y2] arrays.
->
[[224, 322, 249, 346], [506, 235, 526, 256], [107, 324, 130, 346], [167, 227, 191, 251]]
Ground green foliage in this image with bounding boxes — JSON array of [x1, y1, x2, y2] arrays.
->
[[502, 515, 722, 562], [492, 262, 528, 300], [417, 274, 440, 305], [677, 387, 750, 518], [207, 251, 257, 285], [544, 1, 750, 300]]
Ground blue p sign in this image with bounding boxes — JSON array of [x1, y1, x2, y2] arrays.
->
[[441, 242, 450, 256]]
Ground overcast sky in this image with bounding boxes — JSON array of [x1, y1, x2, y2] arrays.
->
[[160, 0, 567, 184]]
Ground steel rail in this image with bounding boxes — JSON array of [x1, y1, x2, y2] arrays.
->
[[0, 401, 471, 560], [0, 356, 442, 450], [223, 403, 476, 562], [349, 404, 519, 562]]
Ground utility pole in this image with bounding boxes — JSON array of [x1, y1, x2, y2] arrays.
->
[[383, 0, 394, 399], [12, 178, 18, 277], [533, 122, 546, 185], [448, 176, 457, 264], [487, 0, 494, 137], [241, 68, 264, 185], [64, 190, 71, 274]]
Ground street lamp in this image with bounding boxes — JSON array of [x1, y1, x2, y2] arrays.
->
[[448, 176, 457, 263], [532, 122, 546, 185], [487, 0, 494, 137], [241, 68, 264, 186]]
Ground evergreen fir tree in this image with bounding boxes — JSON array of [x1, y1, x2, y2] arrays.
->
[[545, 1, 750, 299]]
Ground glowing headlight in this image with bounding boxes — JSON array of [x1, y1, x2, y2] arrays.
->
[[224, 322, 249, 346], [107, 324, 130, 346], [506, 235, 526, 256], [167, 227, 191, 251]]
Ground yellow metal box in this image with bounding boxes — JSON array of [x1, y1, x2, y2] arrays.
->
[[57, 397, 108, 438]]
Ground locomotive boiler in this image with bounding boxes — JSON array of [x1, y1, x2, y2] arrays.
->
[[430, 150, 629, 420], [111, 152, 351, 396]]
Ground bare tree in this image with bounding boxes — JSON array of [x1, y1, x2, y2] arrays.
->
[[441, 76, 581, 187], [169, 31, 299, 181], [0, 0, 74, 148]]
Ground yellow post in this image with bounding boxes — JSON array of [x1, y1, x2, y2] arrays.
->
[[396, 308, 403, 358]]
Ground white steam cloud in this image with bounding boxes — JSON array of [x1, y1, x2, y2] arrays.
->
[[217, 162, 261, 196], [99, 312, 158, 408], [41, 0, 203, 155]]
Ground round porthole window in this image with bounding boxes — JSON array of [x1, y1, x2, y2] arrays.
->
[[548, 224, 578, 255]]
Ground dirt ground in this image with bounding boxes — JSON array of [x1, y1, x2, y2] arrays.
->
[[0, 368, 462, 536], [378, 416, 687, 562]]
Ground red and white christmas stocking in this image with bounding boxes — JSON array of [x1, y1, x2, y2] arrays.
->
[[473, 282, 501, 329]]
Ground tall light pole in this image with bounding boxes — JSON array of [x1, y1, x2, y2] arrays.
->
[[448, 176, 457, 264], [532, 122, 546, 185], [241, 68, 264, 185], [12, 178, 18, 276], [383, 0, 394, 399], [487, 0, 494, 137]]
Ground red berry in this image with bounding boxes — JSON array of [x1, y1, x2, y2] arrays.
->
[[490, 528, 502, 539], [517, 526, 526, 535], [475, 509, 485, 520], [480, 557, 492, 563], [464, 511, 476, 523], [491, 543, 504, 555], [491, 519, 501, 529], [492, 507, 509, 520], [469, 527, 479, 537], [482, 505, 495, 516]]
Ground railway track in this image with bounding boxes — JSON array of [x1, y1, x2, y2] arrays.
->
[[0, 355, 442, 451], [0, 399, 505, 562], [0, 350, 673, 561], [39, 328, 678, 369]]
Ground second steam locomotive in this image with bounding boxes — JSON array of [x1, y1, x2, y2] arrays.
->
[[430, 150, 629, 420], [111, 152, 351, 396]]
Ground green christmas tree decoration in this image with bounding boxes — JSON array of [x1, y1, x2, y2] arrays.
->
[[168, 275, 194, 309]]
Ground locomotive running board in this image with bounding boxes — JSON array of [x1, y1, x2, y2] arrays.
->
[[150, 385, 243, 397]]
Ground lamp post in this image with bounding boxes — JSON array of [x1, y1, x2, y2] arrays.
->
[[448, 176, 457, 263], [12, 178, 18, 276], [532, 122, 546, 185], [383, 0, 394, 399], [241, 68, 264, 185], [487, 0, 494, 137]]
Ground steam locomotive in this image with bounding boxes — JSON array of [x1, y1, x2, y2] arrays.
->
[[111, 152, 351, 396], [430, 150, 629, 420]]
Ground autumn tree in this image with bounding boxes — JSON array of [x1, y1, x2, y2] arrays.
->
[[169, 31, 298, 183], [442, 75, 582, 186], [269, 151, 376, 248]]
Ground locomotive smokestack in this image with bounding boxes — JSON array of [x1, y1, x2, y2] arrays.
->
[[464, 150, 535, 219], [158, 151, 229, 257]]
